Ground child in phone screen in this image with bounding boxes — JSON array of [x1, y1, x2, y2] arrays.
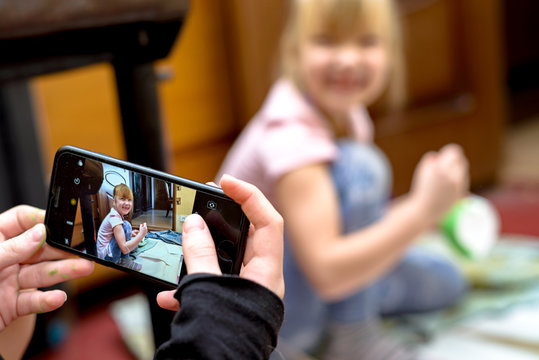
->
[[217, 0, 469, 358], [96, 184, 147, 271]]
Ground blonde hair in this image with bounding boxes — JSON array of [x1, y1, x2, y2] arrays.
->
[[113, 183, 133, 200], [280, 0, 406, 109]]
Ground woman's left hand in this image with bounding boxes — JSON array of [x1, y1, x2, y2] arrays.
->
[[0, 205, 94, 331]]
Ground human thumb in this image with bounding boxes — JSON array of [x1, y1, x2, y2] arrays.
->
[[182, 214, 221, 275]]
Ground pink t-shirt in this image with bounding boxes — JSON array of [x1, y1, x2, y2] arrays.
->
[[217, 78, 374, 205], [96, 208, 124, 259]]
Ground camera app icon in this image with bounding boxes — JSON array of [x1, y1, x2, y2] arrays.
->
[[207, 200, 217, 210]]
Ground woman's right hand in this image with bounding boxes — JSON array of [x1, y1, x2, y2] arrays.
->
[[156, 175, 284, 311], [409, 143, 469, 227]]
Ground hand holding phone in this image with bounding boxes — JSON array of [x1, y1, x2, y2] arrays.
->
[[0, 205, 94, 331], [157, 174, 285, 311], [45, 146, 250, 289]]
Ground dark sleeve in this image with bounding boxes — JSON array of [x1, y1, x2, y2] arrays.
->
[[154, 273, 284, 360]]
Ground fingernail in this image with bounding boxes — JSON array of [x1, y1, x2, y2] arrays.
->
[[37, 210, 46, 222], [32, 224, 46, 241], [29, 224, 46, 258], [184, 214, 205, 232], [221, 173, 237, 182], [29, 209, 45, 223]]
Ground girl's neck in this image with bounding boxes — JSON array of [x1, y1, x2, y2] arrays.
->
[[317, 105, 352, 138], [327, 113, 351, 138], [302, 90, 352, 138]]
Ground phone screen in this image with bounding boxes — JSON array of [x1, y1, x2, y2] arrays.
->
[[45, 147, 248, 288]]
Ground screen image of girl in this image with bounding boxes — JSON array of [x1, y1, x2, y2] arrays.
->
[[96, 183, 147, 271], [89, 165, 185, 285]]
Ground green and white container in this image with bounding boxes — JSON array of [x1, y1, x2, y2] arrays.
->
[[441, 195, 500, 260]]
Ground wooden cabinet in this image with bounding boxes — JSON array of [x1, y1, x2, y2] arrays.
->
[[374, 0, 506, 195], [503, 0, 539, 123], [221, 0, 506, 195], [33, 0, 241, 184], [173, 184, 196, 232], [32, 0, 243, 291]]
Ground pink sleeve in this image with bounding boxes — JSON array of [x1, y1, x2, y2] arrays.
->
[[109, 214, 124, 228], [259, 120, 337, 185]]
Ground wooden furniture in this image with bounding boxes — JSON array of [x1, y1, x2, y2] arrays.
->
[[0, 0, 190, 348], [173, 184, 196, 232], [26, 0, 234, 302], [0, 0, 189, 292], [221, 0, 506, 195], [503, 0, 539, 123], [0, 0, 190, 178], [374, 0, 506, 195]]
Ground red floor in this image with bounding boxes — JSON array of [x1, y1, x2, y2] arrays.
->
[[481, 183, 539, 238], [27, 306, 136, 360]]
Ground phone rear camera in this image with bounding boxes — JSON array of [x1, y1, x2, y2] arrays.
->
[[207, 200, 217, 210], [74, 178, 80, 185]]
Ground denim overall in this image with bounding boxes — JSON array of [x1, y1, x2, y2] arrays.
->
[[278, 141, 467, 354], [104, 220, 133, 263]]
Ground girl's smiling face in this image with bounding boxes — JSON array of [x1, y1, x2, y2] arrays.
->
[[113, 196, 132, 216], [282, 0, 402, 121], [297, 28, 390, 118]]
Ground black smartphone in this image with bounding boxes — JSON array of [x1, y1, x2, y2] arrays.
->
[[45, 145, 249, 289]]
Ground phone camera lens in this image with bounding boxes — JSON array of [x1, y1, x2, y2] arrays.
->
[[74, 178, 80, 185], [207, 200, 217, 210]]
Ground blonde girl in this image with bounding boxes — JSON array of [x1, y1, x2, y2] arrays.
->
[[218, 0, 469, 358], [96, 184, 147, 271]]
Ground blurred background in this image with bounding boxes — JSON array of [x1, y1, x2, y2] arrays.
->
[[1, 0, 539, 359]]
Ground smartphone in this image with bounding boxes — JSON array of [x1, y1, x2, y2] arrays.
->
[[45, 145, 249, 289]]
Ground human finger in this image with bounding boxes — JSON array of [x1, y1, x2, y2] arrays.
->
[[0, 224, 46, 269], [438, 144, 464, 166], [16, 289, 68, 316], [411, 151, 436, 183], [18, 258, 94, 290], [24, 243, 78, 265], [220, 174, 284, 298], [0, 205, 45, 241], [220, 174, 283, 233], [156, 290, 180, 311], [182, 214, 221, 275], [439, 143, 464, 156], [438, 144, 469, 190]]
